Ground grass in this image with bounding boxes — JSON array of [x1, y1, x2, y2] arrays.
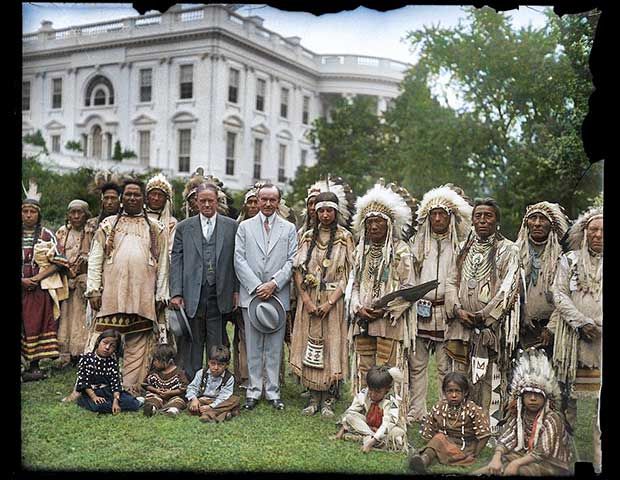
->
[[21, 342, 598, 473]]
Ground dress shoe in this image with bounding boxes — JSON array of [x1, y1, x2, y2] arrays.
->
[[269, 399, 285, 410], [243, 398, 258, 410]]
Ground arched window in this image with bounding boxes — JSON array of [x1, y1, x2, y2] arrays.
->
[[84, 75, 115, 106], [93, 88, 106, 106]]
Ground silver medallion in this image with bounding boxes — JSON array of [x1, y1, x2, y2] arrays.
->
[[467, 278, 478, 289]]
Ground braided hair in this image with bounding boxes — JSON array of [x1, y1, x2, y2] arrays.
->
[[104, 179, 159, 262], [303, 192, 339, 291]]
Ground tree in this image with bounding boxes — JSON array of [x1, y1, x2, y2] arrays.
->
[[287, 96, 388, 206], [382, 68, 483, 202], [403, 7, 601, 237]]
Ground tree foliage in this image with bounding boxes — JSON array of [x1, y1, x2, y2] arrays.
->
[[298, 8, 601, 239], [287, 96, 388, 206]]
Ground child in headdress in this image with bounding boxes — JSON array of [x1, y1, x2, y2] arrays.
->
[[142, 344, 189, 417], [333, 365, 408, 453], [408, 372, 491, 473], [474, 348, 573, 476]]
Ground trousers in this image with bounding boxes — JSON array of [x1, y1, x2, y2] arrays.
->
[[408, 337, 450, 421], [177, 282, 223, 380], [242, 307, 285, 401]]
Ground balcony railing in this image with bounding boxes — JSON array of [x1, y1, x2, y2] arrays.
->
[[23, 4, 410, 76]]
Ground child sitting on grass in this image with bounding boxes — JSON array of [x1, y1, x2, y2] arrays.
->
[[186, 345, 241, 423], [75, 329, 142, 414], [142, 344, 189, 417], [473, 349, 573, 476], [408, 372, 491, 473], [333, 365, 407, 453]]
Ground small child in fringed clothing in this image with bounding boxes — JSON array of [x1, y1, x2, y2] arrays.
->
[[474, 348, 573, 476], [333, 365, 407, 453], [408, 372, 491, 473], [186, 345, 241, 422], [75, 329, 143, 414], [142, 344, 189, 417]]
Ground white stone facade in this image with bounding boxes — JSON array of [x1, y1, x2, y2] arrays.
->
[[22, 4, 408, 191]]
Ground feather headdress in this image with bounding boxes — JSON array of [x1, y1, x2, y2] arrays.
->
[[412, 185, 472, 264], [146, 172, 173, 199], [182, 166, 230, 217], [567, 206, 603, 252], [516, 201, 569, 292], [301, 176, 355, 230], [352, 180, 412, 240], [510, 348, 562, 451], [22, 180, 41, 203], [88, 169, 125, 195]]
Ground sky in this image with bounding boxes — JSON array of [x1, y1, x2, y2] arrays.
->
[[22, 3, 552, 64]]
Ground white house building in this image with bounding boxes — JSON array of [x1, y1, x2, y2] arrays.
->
[[22, 4, 408, 191]]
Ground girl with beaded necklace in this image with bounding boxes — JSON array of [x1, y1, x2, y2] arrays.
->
[[290, 191, 355, 417], [409, 372, 491, 473]]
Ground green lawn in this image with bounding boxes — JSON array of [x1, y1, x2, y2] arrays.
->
[[21, 348, 597, 473]]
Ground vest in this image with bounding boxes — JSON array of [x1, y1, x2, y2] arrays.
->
[[199, 368, 233, 396], [201, 225, 217, 286]]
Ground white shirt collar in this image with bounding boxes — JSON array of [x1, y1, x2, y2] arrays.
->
[[200, 212, 217, 226], [258, 211, 275, 226]]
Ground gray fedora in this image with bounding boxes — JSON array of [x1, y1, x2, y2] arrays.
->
[[248, 295, 286, 334], [167, 306, 193, 342]]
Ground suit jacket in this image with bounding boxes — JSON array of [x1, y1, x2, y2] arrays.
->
[[170, 214, 239, 319], [234, 213, 297, 310]]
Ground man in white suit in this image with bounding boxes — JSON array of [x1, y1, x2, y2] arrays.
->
[[234, 184, 297, 410]]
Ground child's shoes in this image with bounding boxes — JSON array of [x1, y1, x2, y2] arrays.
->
[[164, 407, 180, 417]]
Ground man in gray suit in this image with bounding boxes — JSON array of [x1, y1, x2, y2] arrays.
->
[[170, 183, 239, 379], [234, 184, 297, 410]]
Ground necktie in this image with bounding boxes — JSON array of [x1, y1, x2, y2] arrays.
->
[[206, 218, 213, 240], [264, 217, 271, 234]]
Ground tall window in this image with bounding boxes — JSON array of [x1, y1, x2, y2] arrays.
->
[[51, 135, 60, 153], [300, 149, 307, 167], [178, 129, 191, 172], [22, 81, 31, 111], [253, 138, 262, 180], [52, 78, 62, 109], [139, 131, 151, 165], [180, 65, 193, 99], [226, 132, 236, 176], [140, 68, 152, 102], [255, 78, 266, 112], [280, 88, 289, 118], [302, 96, 310, 125], [228, 68, 239, 103], [278, 144, 286, 182]]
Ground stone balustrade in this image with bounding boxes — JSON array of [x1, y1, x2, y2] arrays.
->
[[23, 4, 410, 80]]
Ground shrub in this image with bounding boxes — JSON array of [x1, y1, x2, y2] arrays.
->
[[121, 149, 137, 159], [23, 130, 48, 153], [65, 140, 83, 152], [113, 141, 122, 161]]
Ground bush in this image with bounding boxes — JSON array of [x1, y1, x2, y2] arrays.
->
[[112, 141, 122, 161], [23, 130, 48, 154], [121, 149, 137, 159], [65, 140, 83, 153]]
